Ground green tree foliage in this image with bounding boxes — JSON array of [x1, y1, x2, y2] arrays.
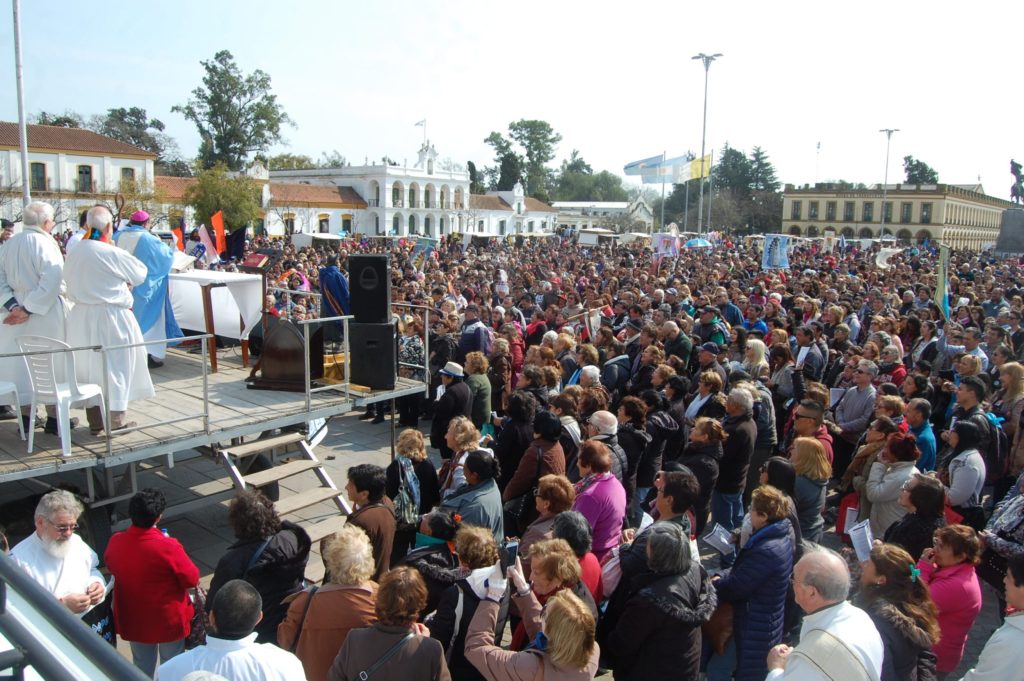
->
[[183, 163, 261, 232], [484, 121, 561, 200], [93, 107, 167, 156], [661, 143, 783, 233], [174, 50, 293, 171], [903, 155, 939, 184], [32, 111, 85, 127], [317, 150, 346, 168], [554, 170, 628, 202], [467, 161, 486, 194], [748, 146, 780, 192], [560, 149, 592, 176], [268, 153, 316, 170]]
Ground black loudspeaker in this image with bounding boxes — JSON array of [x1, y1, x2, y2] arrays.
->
[[349, 322, 397, 390], [349, 254, 391, 323]]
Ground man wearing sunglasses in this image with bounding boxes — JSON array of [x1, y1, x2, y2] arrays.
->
[[10, 489, 105, 616]]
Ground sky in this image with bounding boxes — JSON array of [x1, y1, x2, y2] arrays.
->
[[2, 0, 1022, 197]]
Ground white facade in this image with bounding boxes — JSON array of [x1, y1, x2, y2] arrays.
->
[[270, 143, 473, 237], [553, 198, 654, 233], [0, 142, 155, 228]]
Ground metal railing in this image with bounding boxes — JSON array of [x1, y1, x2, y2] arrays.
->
[[0, 552, 150, 681], [268, 286, 323, 319], [0, 334, 212, 460]]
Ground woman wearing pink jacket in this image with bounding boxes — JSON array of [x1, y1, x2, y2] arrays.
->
[[916, 524, 983, 675]]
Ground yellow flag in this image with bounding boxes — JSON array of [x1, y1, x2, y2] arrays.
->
[[690, 154, 713, 180]]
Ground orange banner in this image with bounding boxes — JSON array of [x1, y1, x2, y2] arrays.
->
[[210, 211, 227, 254]]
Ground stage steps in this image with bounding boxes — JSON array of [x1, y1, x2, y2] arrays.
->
[[213, 431, 350, 548]]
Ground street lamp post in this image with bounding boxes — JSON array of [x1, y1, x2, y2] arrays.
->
[[693, 52, 721, 235], [879, 128, 899, 237]]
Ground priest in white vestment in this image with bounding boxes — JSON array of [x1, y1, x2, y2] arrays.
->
[[10, 490, 105, 616], [63, 206, 154, 433], [0, 201, 69, 434]]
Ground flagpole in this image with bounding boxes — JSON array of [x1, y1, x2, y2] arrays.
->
[[683, 179, 690, 232], [706, 149, 714, 234], [693, 52, 722, 235], [13, 0, 31, 207], [659, 150, 665, 232]]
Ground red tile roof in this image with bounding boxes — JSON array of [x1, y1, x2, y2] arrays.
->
[[270, 183, 366, 208], [470, 195, 511, 211], [524, 197, 557, 213], [155, 176, 367, 209], [0, 121, 157, 158], [155, 176, 197, 200]]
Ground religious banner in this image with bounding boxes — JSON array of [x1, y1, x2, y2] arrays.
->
[[822, 235, 836, 253], [761, 234, 789, 270], [409, 238, 435, 271], [653, 232, 679, 256], [875, 247, 903, 268]]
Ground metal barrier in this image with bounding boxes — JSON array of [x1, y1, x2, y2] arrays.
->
[[268, 286, 323, 320], [0, 334, 212, 461], [0, 552, 150, 680]]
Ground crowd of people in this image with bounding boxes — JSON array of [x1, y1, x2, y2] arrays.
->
[[10, 220, 1024, 680]]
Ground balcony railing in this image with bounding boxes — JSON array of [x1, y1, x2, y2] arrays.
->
[[392, 199, 404, 208], [368, 199, 380, 207], [29, 178, 51, 193], [75, 179, 97, 193]]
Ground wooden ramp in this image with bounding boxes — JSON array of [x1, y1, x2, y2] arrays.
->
[[0, 347, 426, 483]]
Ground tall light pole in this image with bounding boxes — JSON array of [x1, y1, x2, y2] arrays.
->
[[879, 128, 899, 236], [13, 0, 31, 207], [693, 52, 721, 235]]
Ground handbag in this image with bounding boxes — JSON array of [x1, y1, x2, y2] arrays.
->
[[600, 546, 623, 597], [287, 585, 320, 653], [503, 446, 544, 536], [976, 546, 1010, 590], [185, 585, 209, 650], [358, 632, 414, 680], [82, 588, 117, 647], [701, 601, 734, 655]]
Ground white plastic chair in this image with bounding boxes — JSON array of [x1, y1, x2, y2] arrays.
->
[[0, 381, 25, 441], [17, 335, 105, 459]]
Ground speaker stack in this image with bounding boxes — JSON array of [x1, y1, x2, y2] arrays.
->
[[348, 255, 397, 389]]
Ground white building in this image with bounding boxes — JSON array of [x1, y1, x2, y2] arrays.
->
[[269, 143, 556, 237], [0, 121, 156, 226], [552, 198, 654, 233]]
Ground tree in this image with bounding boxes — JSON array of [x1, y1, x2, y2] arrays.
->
[[32, 110, 85, 127], [173, 50, 293, 171], [183, 163, 262, 232], [748, 146, 780, 192], [92, 107, 166, 155], [268, 153, 316, 170], [317, 150, 346, 168], [713, 143, 753, 196], [508, 119, 561, 202], [903, 155, 939, 184], [553, 169, 629, 202], [560, 149, 592, 176], [484, 131, 524, 191], [467, 161, 486, 194]]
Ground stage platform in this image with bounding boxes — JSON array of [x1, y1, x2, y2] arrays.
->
[[0, 347, 426, 484]]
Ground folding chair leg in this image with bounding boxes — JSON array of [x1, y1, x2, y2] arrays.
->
[[26, 401, 36, 454], [13, 389, 24, 441], [57, 399, 71, 460]]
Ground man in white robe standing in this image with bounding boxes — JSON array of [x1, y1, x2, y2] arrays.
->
[[0, 201, 73, 435], [64, 206, 154, 433], [10, 489, 106, 616], [113, 210, 182, 368]]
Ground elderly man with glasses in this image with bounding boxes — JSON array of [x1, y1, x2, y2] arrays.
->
[[832, 360, 879, 479], [10, 489, 105, 616]]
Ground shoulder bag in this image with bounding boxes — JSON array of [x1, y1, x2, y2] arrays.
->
[[358, 632, 414, 681]]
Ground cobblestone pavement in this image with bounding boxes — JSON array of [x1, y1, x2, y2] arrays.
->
[[1, 409, 1004, 676]]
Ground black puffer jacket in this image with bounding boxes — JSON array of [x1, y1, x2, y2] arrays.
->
[[679, 441, 722, 535], [618, 423, 652, 507], [861, 600, 938, 681], [606, 561, 717, 681], [207, 520, 312, 642], [641, 409, 680, 488], [400, 543, 464, 617]]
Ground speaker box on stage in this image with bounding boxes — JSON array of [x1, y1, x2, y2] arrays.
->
[[349, 254, 391, 323], [246, 319, 324, 392], [349, 322, 397, 390]]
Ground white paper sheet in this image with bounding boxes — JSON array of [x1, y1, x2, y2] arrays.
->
[[703, 523, 736, 556], [843, 506, 859, 535], [848, 519, 874, 562]]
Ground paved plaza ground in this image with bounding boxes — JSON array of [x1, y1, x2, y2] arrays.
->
[[1, 409, 1005, 676]]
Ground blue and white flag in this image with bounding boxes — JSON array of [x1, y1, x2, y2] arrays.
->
[[762, 234, 790, 270], [623, 153, 665, 176]]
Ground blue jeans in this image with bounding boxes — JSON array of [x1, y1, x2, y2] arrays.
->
[[129, 639, 185, 678], [711, 491, 744, 567], [705, 638, 737, 681], [631, 486, 652, 526]]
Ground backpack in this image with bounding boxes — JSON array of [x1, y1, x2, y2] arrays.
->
[[983, 412, 1010, 484], [393, 458, 421, 530]]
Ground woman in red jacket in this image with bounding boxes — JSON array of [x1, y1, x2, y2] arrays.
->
[[104, 488, 200, 678]]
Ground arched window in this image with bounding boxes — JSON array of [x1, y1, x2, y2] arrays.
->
[[788, 225, 801, 236], [318, 213, 330, 233], [840, 227, 855, 237], [424, 216, 432, 236], [392, 214, 401, 235], [806, 225, 819, 237], [392, 182, 404, 208], [858, 227, 873, 238], [409, 214, 418, 235]]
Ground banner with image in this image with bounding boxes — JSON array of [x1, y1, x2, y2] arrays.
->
[[762, 234, 790, 270]]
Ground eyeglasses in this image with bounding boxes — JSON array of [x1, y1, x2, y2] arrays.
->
[[855, 369, 869, 374], [44, 518, 78, 534], [794, 413, 816, 420]]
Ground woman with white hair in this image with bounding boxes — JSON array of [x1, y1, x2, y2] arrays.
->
[[278, 524, 378, 681], [63, 205, 154, 433], [741, 338, 770, 382]]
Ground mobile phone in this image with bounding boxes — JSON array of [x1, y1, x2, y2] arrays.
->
[[501, 541, 519, 571], [938, 369, 955, 381]]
